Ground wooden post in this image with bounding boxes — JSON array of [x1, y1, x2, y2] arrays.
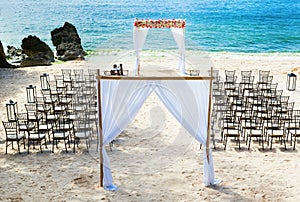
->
[[206, 67, 213, 163], [138, 63, 140, 75], [97, 75, 104, 187]]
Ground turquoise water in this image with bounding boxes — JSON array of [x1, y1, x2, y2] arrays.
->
[[1, 0, 299, 52]]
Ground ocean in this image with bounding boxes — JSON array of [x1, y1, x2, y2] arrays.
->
[[1, 0, 299, 53]]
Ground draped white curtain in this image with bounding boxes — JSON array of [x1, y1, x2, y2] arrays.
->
[[99, 79, 216, 190], [170, 28, 185, 75], [133, 27, 186, 75], [133, 27, 149, 75]]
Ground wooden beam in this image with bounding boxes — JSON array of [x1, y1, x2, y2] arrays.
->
[[97, 75, 104, 187], [96, 75, 212, 81], [206, 67, 213, 163]]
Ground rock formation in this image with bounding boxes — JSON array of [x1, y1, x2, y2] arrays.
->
[[51, 22, 85, 61], [20, 35, 54, 67], [0, 40, 17, 68]]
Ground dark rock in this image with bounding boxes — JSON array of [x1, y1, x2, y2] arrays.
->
[[51, 22, 85, 61], [20, 35, 54, 67], [0, 40, 17, 68]]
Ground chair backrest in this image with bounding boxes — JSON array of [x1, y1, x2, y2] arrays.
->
[[208, 69, 219, 78], [241, 75, 254, 84], [74, 69, 84, 77], [61, 69, 72, 77], [17, 113, 29, 127], [2, 121, 19, 137], [88, 69, 100, 76], [259, 70, 270, 80], [280, 96, 290, 104], [54, 74, 65, 86], [25, 103, 37, 116], [241, 70, 252, 77], [41, 89, 56, 105], [225, 70, 236, 77], [292, 110, 300, 121], [259, 75, 273, 84]]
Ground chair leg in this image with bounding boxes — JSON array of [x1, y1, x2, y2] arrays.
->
[[221, 131, 224, 142], [68, 136, 71, 148], [17, 140, 21, 154], [73, 139, 76, 153], [6, 141, 8, 154], [23, 138, 26, 149], [52, 140, 55, 153], [40, 140, 43, 153], [44, 138, 48, 149], [64, 138, 68, 153], [293, 136, 296, 150], [86, 139, 89, 151], [248, 136, 251, 150], [270, 137, 273, 150], [28, 140, 30, 154]]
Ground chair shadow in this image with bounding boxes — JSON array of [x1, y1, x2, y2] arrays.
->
[[208, 183, 253, 201]]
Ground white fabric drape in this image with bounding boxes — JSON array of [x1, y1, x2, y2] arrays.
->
[[133, 27, 185, 75], [100, 79, 155, 188], [133, 27, 149, 75], [170, 28, 186, 75], [99, 79, 216, 189]]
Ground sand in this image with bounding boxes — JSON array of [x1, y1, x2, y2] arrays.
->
[[0, 51, 300, 201]]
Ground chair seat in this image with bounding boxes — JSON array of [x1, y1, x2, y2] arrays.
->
[[44, 97, 57, 104], [74, 106, 85, 111], [53, 132, 69, 139], [46, 114, 59, 121], [265, 126, 280, 130], [224, 133, 240, 137], [60, 98, 72, 104], [28, 133, 46, 140], [7, 134, 25, 140], [37, 105, 51, 112], [88, 114, 97, 120], [243, 126, 257, 130], [39, 124, 52, 131], [19, 123, 35, 131], [247, 131, 263, 137], [59, 124, 72, 131], [269, 133, 284, 137], [75, 124, 89, 130], [68, 114, 76, 120], [287, 127, 299, 130], [74, 132, 90, 139], [54, 105, 67, 111]]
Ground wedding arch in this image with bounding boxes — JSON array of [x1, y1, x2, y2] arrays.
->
[[96, 73, 219, 190], [133, 19, 186, 75]]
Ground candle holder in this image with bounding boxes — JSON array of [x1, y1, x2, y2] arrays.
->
[[26, 85, 36, 103], [287, 73, 297, 91], [6, 99, 18, 122], [40, 73, 50, 90]]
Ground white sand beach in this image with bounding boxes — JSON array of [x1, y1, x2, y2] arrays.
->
[[0, 51, 300, 201]]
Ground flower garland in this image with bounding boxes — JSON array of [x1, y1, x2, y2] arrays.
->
[[134, 19, 186, 29]]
